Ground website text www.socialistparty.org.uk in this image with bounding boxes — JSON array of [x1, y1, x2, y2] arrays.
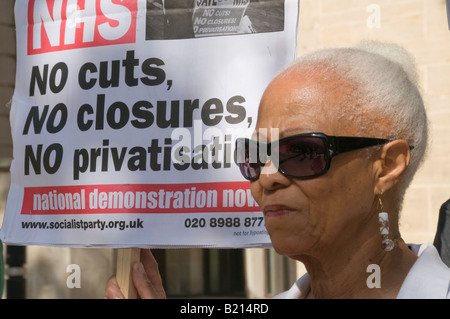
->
[[21, 218, 143, 231]]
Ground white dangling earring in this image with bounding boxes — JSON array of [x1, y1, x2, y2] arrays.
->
[[378, 197, 394, 252]]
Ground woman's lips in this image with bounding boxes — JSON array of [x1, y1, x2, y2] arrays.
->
[[263, 205, 295, 218]]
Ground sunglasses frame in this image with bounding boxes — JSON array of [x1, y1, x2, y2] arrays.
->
[[235, 132, 413, 181]]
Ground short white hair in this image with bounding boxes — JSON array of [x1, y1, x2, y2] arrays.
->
[[282, 40, 428, 198]]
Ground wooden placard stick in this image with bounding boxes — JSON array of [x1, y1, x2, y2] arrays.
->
[[116, 248, 141, 299]]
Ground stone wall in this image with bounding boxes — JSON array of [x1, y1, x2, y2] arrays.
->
[[0, 0, 14, 161]]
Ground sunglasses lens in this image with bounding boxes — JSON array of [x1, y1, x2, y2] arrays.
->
[[277, 136, 328, 178], [236, 135, 329, 180], [236, 139, 262, 180], [239, 161, 261, 181]]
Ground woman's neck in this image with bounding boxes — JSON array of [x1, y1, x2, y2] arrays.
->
[[296, 237, 418, 299]]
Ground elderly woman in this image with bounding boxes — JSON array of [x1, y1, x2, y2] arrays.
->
[[105, 41, 450, 299]]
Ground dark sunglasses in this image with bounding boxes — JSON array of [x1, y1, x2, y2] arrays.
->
[[235, 132, 414, 181]]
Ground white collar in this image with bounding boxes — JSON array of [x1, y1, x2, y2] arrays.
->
[[274, 243, 450, 299], [397, 243, 450, 298], [273, 271, 310, 299]]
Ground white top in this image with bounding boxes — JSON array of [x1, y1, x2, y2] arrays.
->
[[274, 243, 450, 299]]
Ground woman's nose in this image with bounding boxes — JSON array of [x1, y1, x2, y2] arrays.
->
[[257, 159, 291, 190]]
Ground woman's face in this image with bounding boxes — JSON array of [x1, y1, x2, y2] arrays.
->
[[251, 71, 379, 260]]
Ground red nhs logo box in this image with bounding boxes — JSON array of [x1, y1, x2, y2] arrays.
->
[[28, 0, 138, 55]]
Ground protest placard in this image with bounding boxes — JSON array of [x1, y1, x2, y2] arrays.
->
[[0, 0, 298, 248]]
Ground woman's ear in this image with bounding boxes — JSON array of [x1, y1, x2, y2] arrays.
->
[[373, 140, 412, 194]]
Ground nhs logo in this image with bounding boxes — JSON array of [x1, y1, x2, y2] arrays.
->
[[28, 0, 138, 55]]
